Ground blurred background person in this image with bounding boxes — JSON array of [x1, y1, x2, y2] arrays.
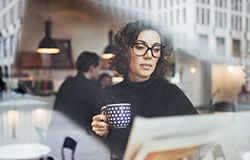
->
[[54, 51, 101, 131], [98, 73, 112, 89]]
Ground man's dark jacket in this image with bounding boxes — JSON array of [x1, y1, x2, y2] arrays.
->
[[54, 73, 100, 130]]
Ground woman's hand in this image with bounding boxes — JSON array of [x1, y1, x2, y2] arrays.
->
[[91, 107, 109, 136]]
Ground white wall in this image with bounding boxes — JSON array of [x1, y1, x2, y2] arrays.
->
[[20, 0, 111, 60], [212, 65, 245, 104]]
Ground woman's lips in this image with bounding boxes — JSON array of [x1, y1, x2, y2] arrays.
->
[[140, 63, 152, 70]]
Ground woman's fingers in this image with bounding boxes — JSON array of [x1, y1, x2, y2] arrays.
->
[[91, 114, 109, 136], [92, 114, 108, 122], [92, 122, 109, 136], [92, 126, 108, 132], [91, 121, 108, 128]]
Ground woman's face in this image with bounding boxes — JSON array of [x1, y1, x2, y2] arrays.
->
[[128, 30, 161, 82]]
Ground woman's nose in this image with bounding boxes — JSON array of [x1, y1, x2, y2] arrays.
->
[[144, 49, 153, 59]]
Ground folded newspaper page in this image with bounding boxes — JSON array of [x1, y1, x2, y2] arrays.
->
[[123, 113, 239, 160]]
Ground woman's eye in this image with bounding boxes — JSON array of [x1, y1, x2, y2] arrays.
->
[[135, 45, 146, 50], [153, 48, 160, 52]]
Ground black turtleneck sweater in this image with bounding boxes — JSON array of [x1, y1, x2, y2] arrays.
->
[[98, 77, 198, 159]]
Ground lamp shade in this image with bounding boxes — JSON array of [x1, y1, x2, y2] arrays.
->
[[102, 45, 114, 59], [36, 20, 60, 54]]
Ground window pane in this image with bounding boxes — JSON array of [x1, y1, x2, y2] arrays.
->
[[0, 41, 2, 60], [232, 39, 241, 57], [197, 8, 199, 23], [247, 41, 250, 52], [207, 10, 210, 25], [170, 11, 173, 25], [183, 8, 186, 23], [10, 35, 15, 56], [3, 38, 7, 58], [217, 37, 225, 55], [199, 34, 208, 44], [177, 9, 179, 24]]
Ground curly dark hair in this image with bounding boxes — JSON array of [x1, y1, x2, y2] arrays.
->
[[110, 21, 173, 78]]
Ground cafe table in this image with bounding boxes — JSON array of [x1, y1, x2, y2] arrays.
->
[[0, 143, 51, 159], [0, 93, 54, 159]]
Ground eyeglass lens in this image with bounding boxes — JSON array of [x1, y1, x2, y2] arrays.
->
[[132, 43, 161, 58]]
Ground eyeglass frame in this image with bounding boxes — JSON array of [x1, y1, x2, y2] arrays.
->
[[130, 41, 164, 58]]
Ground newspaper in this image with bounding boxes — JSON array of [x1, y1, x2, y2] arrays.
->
[[123, 113, 236, 160]]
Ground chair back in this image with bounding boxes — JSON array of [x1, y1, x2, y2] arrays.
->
[[61, 136, 77, 160]]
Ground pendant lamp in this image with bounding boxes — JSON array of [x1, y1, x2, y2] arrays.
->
[[36, 0, 60, 54], [102, 30, 114, 59], [36, 20, 60, 54]]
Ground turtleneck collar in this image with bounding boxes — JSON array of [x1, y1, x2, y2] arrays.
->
[[122, 76, 155, 90]]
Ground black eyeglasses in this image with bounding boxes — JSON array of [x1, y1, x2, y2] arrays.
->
[[130, 42, 162, 58]]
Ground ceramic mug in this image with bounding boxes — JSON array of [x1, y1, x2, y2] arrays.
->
[[101, 103, 131, 128]]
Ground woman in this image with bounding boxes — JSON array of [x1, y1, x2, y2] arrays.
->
[[91, 21, 198, 159]]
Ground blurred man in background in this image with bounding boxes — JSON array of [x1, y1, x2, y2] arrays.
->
[[54, 51, 101, 131]]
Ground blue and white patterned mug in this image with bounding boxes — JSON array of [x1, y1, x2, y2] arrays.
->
[[101, 103, 131, 128]]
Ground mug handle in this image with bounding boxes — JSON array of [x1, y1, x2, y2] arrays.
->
[[100, 106, 108, 122], [101, 106, 107, 115]]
